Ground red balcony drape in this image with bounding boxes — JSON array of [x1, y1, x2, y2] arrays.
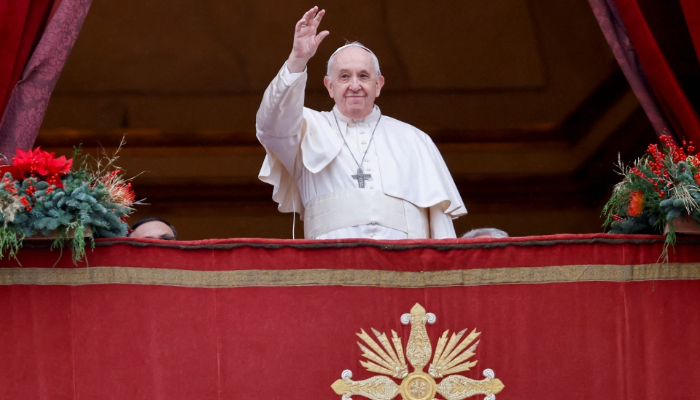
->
[[0, 0, 91, 162], [0, 0, 57, 116], [680, 0, 700, 59], [2, 234, 700, 399], [588, 0, 700, 145]]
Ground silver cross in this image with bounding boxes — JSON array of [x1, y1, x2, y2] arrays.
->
[[352, 168, 372, 188]]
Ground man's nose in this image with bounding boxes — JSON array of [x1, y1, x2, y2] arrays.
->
[[348, 77, 361, 90]]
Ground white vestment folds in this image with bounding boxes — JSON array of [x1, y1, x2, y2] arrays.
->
[[256, 64, 467, 239]]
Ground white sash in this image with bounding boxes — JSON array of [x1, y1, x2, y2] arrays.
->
[[304, 190, 429, 239]]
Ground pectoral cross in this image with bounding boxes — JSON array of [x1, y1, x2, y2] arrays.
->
[[352, 168, 372, 188]]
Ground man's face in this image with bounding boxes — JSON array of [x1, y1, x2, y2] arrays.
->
[[130, 221, 176, 240], [324, 47, 384, 119]]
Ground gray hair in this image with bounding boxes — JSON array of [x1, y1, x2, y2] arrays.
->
[[326, 42, 381, 80], [461, 228, 509, 239]]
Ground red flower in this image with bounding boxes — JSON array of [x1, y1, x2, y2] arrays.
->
[[12, 147, 43, 177], [1, 147, 73, 186], [627, 190, 645, 217], [44, 154, 72, 176]]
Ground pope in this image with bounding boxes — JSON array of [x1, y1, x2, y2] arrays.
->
[[256, 6, 467, 239]]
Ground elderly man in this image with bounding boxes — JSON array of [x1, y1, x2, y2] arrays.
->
[[256, 6, 466, 239]]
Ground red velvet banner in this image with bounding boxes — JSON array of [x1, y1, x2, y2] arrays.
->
[[1, 234, 699, 399]]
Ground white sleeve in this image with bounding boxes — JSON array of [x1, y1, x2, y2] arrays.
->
[[255, 63, 308, 177], [429, 205, 457, 238], [281, 64, 305, 83]]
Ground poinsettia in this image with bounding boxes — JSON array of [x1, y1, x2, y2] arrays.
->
[[11, 147, 46, 177], [41, 153, 72, 175], [0, 147, 72, 188], [42, 154, 72, 188], [0, 139, 140, 264]]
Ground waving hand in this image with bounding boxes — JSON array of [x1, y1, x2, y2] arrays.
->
[[287, 6, 330, 73]]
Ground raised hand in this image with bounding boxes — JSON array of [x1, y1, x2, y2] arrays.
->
[[287, 6, 330, 73]]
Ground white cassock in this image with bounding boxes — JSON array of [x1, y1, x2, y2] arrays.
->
[[256, 64, 467, 239]]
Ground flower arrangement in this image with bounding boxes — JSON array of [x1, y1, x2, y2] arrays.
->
[[602, 134, 700, 256], [0, 141, 137, 263]]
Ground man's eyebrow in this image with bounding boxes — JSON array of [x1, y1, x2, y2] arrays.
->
[[336, 69, 372, 75]]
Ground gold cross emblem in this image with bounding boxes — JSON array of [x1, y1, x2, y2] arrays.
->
[[331, 303, 505, 400]]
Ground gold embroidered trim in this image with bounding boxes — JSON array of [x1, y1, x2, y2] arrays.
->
[[1, 263, 699, 287]]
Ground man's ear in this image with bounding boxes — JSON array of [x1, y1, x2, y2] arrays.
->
[[375, 75, 385, 97], [323, 76, 333, 98]]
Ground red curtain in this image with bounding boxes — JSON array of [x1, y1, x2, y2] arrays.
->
[[680, 0, 700, 59], [0, 0, 57, 116], [602, 0, 700, 144], [0, 0, 90, 161]]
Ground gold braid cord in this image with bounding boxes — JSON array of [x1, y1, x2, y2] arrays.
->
[[331, 304, 505, 400]]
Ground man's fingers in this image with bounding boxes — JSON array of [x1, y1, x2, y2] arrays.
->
[[292, 6, 326, 59], [316, 30, 330, 45], [302, 6, 318, 25], [314, 9, 326, 23], [310, 9, 325, 31], [297, 6, 322, 32], [303, 6, 317, 18]]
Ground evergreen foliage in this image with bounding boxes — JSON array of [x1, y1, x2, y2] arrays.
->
[[0, 143, 137, 263], [602, 135, 700, 259]]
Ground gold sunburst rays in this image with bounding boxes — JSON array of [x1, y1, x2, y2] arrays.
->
[[429, 328, 480, 378], [357, 328, 409, 379], [331, 303, 504, 400]]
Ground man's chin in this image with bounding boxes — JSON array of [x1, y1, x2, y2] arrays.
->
[[342, 107, 371, 119], [340, 102, 371, 115]]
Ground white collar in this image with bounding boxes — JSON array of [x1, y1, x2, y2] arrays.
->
[[332, 105, 381, 125]]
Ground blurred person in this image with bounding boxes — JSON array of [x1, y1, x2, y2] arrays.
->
[[461, 228, 509, 239], [128, 217, 177, 240]]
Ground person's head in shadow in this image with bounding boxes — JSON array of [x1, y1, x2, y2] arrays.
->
[[128, 217, 177, 240]]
